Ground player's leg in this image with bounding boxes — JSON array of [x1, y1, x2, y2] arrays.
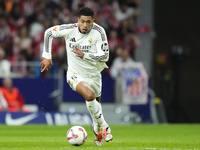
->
[[95, 96, 113, 142], [76, 82, 108, 128], [91, 96, 103, 146], [67, 72, 113, 143], [67, 73, 105, 131], [76, 81, 106, 145]]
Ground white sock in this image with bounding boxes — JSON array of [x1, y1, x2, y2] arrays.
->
[[86, 100, 108, 132]]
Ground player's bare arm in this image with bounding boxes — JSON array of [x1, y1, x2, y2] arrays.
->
[[40, 58, 53, 72], [71, 46, 84, 58]]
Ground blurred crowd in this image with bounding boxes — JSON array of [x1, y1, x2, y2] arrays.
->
[[0, 0, 145, 78]]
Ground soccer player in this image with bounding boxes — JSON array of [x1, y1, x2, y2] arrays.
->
[[40, 6, 113, 146]]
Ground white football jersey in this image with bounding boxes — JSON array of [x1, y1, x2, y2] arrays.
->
[[42, 22, 109, 76]]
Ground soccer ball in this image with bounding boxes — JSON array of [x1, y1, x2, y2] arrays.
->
[[66, 126, 87, 146]]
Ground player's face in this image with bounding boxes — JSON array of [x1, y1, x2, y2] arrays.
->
[[78, 16, 94, 34]]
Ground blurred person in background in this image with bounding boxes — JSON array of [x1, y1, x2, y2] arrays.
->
[[13, 50, 30, 77], [0, 2, 8, 17], [10, 25, 33, 77], [0, 15, 10, 42], [106, 30, 122, 68], [29, 14, 45, 40], [0, 48, 11, 78], [0, 0, 142, 78], [114, 1, 138, 22], [7, 3, 27, 38], [117, 18, 141, 58], [40, 6, 113, 146], [110, 46, 136, 78], [0, 15, 11, 55], [0, 86, 8, 111], [19, 0, 36, 25], [57, 0, 70, 24], [118, 19, 134, 38], [29, 1, 48, 39], [55, 37, 67, 69], [0, 78, 28, 112], [122, 33, 141, 58], [13, 25, 33, 61], [110, 45, 148, 104], [108, 29, 122, 53], [107, 10, 120, 30], [110, 46, 136, 103]]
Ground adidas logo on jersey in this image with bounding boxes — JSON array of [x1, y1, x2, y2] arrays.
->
[[70, 38, 76, 42]]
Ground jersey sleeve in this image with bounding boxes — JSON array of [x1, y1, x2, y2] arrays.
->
[[42, 24, 73, 59], [83, 27, 109, 63]]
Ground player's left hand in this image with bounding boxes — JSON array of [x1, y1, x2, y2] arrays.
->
[[72, 46, 84, 58]]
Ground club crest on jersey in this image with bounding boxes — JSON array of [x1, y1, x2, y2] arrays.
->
[[88, 38, 92, 44]]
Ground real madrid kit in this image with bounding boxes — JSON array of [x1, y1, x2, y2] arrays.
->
[[42, 22, 109, 97]]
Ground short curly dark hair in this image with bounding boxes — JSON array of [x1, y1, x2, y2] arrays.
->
[[78, 6, 94, 18]]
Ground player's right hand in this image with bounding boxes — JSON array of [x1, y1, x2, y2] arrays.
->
[[40, 58, 53, 72]]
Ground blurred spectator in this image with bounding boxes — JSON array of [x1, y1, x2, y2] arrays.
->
[[70, 3, 84, 23], [107, 10, 120, 29], [118, 19, 133, 38], [7, 3, 27, 38], [110, 47, 135, 79], [114, 1, 136, 22], [13, 25, 33, 61], [0, 15, 10, 45], [108, 29, 122, 52], [19, 0, 36, 18], [107, 30, 122, 67], [95, 12, 109, 32], [58, 0, 70, 24], [0, 48, 11, 78], [0, 78, 28, 112], [110, 47, 136, 103], [122, 33, 141, 58], [0, 14, 12, 57], [29, 14, 45, 39], [12, 50, 29, 77], [55, 37, 67, 68], [105, 45, 123, 76], [0, 2, 8, 17], [30, 11, 46, 61], [126, 0, 141, 17], [4, 0, 14, 14], [118, 18, 141, 58], [0, 87, 8, 111], [95, 0, 112, 31], [29, 1, 48, 38], [0, 0, 143, 77]]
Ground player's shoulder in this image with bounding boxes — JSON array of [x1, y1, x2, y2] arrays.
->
[[59, 23, 78, 31], [92, 22, 106, 33], [92, 23, 106, 41]]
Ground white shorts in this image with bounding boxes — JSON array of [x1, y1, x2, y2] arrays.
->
[[67, 72, 102, 97]]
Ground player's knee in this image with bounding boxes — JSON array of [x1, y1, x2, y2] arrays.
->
[[85, 90, 95, 101]]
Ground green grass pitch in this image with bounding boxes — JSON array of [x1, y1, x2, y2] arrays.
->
[[0, 124, 200, 150]]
